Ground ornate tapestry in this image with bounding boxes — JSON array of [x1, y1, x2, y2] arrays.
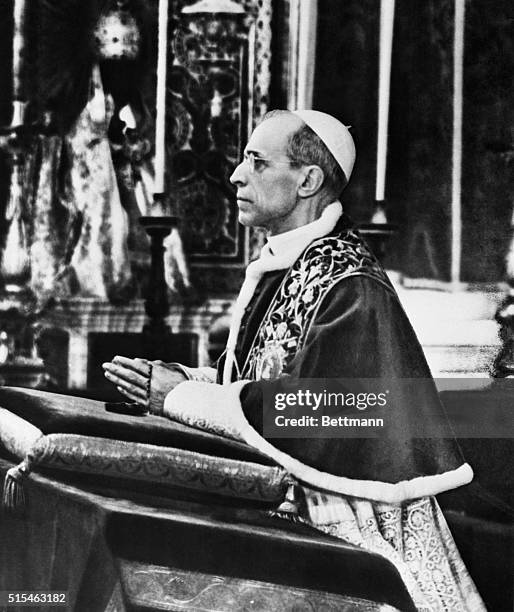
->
[[164, 0, 273, 294]]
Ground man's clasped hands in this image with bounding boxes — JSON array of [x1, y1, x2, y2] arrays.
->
[[102, 357, 186, 415]]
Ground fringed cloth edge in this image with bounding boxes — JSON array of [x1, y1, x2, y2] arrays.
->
[[0, 408, 293, 515]]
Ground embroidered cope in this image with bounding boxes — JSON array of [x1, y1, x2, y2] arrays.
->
[[164, 206, 485, 611]]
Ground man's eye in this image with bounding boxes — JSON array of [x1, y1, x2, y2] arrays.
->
[[253, 157, 268, 171]]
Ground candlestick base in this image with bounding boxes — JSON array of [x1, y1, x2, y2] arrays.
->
[[359, 223, 397, 263], [359, 202, 396, 263], [139, 215, 178, 233]]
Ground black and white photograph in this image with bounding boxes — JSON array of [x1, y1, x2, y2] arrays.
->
[[0, 0, 512, 610]]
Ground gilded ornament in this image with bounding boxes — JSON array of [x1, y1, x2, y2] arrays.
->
[[94, 4, 141, 60]]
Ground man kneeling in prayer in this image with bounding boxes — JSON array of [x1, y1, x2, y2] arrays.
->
[[103, 109, 485, 611]]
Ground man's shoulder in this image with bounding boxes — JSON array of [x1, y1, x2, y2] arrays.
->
[[295, 219, 393, 293]]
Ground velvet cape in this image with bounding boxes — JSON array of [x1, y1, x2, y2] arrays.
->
[[215, 216, 472, 499]]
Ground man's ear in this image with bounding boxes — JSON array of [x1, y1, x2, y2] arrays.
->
[[297, 165, 325, 198]]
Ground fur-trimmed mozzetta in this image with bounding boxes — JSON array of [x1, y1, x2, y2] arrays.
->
[[165, 380, 474, 504]]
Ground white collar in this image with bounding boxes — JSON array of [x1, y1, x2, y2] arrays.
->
[[266, 201, 343, 259]]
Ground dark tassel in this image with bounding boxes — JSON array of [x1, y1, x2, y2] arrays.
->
[[2, 461, 29, 515]]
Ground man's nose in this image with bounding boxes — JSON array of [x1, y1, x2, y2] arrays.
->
[[230, 160, 247, 185]]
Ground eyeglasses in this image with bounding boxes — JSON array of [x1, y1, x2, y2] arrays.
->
[[242, 151, 296, 174]]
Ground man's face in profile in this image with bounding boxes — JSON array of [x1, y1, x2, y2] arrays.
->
[[230, 115, 305, 235]]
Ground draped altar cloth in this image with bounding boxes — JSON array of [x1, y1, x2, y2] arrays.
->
[[63, 65, 132, 300], [0, 387, 417, 612], [0, 388, 291, 508], [22, 64, 133, 304]]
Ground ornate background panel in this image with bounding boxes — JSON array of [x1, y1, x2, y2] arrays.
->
[[163, 0, 272, 295]]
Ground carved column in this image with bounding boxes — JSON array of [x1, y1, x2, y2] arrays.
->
[[0, 0, 30, 294], [0, 0, 46, 383]]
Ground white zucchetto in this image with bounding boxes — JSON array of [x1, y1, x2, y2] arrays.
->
[[292, 109, 356, 181]]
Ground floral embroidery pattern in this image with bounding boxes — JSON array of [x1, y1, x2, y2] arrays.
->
[[243, 230, 394, 380]]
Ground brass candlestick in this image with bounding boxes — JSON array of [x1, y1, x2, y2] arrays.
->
[[139, 201, 178, 361]]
